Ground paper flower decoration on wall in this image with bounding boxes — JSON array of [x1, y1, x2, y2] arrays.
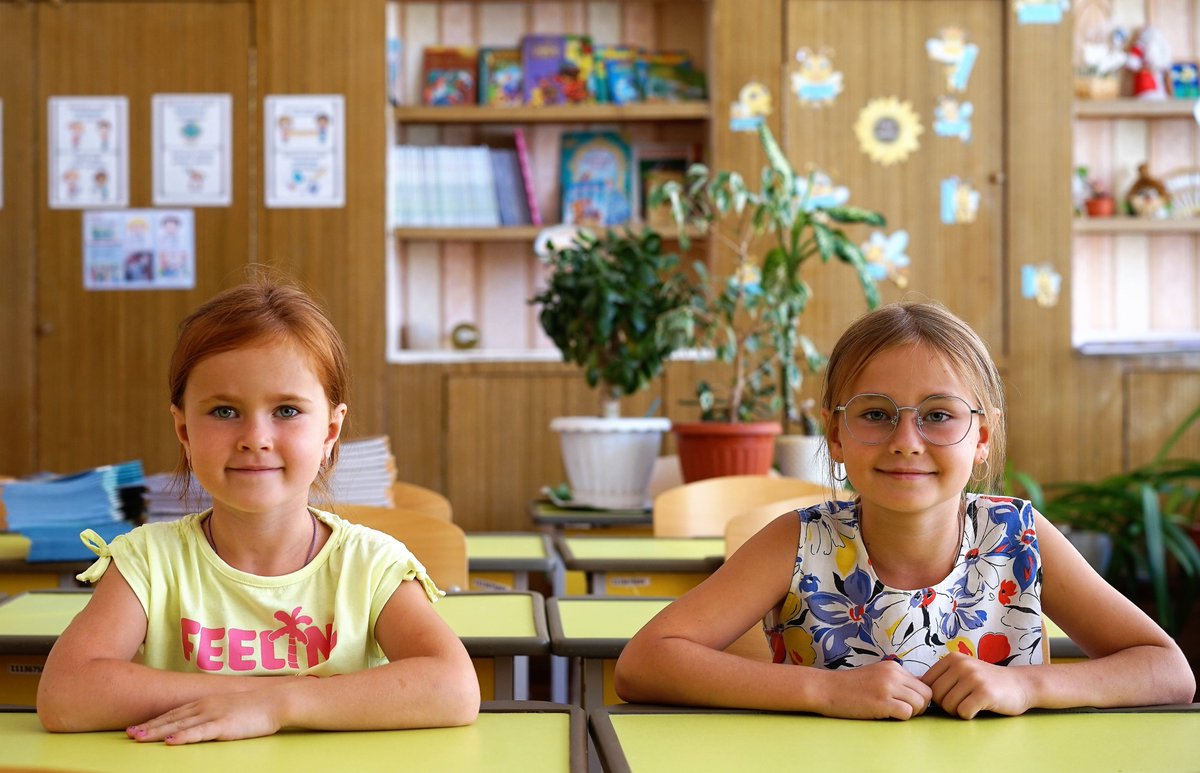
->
[[730, 81, 772, 132], [794, 170, 849, 211], [861, 229, 911, 288], [855, 97, 923, 166]]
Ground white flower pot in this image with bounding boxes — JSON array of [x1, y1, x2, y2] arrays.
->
[[550, 416, 671, 509], [774, 434, 842, 485]]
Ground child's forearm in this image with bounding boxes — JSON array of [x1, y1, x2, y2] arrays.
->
[[1024, 644, 1196, 710], [38, 657, 267, 732], [273, 655, 480, 730]]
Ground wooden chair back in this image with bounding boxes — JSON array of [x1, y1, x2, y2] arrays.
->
[[390, 481, 453, 522], [652, 475, 832, 538], [722, 491, 849, 663], [333, 504, 468, 591]]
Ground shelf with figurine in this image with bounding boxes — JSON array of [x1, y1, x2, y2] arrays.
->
[[1073, 25, 1198, 115], [1072, 162, 1200, 233]]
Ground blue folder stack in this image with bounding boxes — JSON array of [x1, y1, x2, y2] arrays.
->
[[2, 461, 143, 561]]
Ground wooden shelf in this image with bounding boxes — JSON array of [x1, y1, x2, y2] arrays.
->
[[393, 102, 710, 124], [1073, 217, 1200, 234], [1073, 99, 1197, 119], [393, 225, 700, 242]]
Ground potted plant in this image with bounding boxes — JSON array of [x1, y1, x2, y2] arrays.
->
[[653, 123, 886, 482], [530, 225, 693, 509], [1008, 405, 1200, 636]]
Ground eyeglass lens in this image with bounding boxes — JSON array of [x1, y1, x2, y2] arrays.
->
[[841, 394, 976, 446]]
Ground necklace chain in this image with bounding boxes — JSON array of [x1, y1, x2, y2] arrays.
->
[[203, 510, 320, 570]]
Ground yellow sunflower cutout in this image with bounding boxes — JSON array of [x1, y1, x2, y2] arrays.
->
[[854, 97, 924, 166]]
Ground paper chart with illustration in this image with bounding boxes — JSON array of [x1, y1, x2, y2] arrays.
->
[[264, 94, 345, 208], [82, 209, 196, 291], [49, 96, 129, 209], [153, 94, 233, 206]]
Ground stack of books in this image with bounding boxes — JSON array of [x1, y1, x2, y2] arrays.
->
[[392, 136, 538, 227], [330, 436, 397, 507], [2, 461, 143, 561], [142, 471, 212, 523]]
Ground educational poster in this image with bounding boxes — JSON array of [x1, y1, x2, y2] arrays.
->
[[152, 94, 233, 206], [264, 94, 345, 208], [82, 209, 195, 291], [49, 96, 129, 209]]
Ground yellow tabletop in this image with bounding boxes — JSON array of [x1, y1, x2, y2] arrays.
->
[[593, 706, 1200, 773], [555, 536, 723, 572], [0, 702, 584, 772], [0, 590, 549, 658], [547, 597, 671, 658], [465, 533, 557, 572]]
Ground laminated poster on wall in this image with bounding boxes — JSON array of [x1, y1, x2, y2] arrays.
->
[[264, 94, 345, 209], [152, 94, 233, 207], [82, 208, 196, 291], [48, 96, 129, 210]]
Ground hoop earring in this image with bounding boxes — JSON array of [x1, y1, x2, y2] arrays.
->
[[970, 456, 991, 485], [833, 466, 848, 483]]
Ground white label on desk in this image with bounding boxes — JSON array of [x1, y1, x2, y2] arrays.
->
[[609, 576, 651, 587], [8, 664, 43, 675]]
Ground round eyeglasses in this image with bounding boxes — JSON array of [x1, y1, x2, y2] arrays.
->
[[833, 393, 985, 447]]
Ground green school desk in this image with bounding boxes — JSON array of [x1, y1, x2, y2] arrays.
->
[[1043, 616, 1086, 660], [0, 589, 549, 706], [466, 532, 561, 593], [546, 596, 672, 709], [590, 704, 1200, 773], [0, 701, 584, 772], [553, 534, 722, 596]]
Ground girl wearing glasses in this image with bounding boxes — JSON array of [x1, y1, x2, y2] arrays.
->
[[616, 301, 1193, 719]]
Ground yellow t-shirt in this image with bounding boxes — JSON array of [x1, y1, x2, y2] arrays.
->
[[77, 508, 440, 676]]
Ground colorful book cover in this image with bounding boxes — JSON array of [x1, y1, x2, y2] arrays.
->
[[636, 50, 691, 96], [479, 47, 524, 106], [595, 46, 639, 104], [632, 142, 698, 226], [560, 131, 631, 227], [421, 46, 478, 106], [521, 34, 596, 106], [644, 64, 707, 103]]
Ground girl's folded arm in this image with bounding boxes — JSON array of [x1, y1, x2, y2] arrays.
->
[[269, 578, 480, 730], [615, 513, 864, 714], [37, 566, 263, 732], [1033, 513, 1195, 708]]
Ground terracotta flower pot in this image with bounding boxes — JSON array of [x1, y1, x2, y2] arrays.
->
[[1085, 196, 1114, 218], [672, 421, 782, 483]]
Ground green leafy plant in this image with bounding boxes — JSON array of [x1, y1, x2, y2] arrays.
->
[[1008, 406, 1200, 636], [654, 123, 885, 426], [530, 227, 694, 417]]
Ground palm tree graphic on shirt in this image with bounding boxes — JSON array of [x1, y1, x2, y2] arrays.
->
[[269, 607, 314, 669]]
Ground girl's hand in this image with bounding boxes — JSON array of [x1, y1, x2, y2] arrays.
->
[[920, 652, 1032, 719], [825, 660, 933, 720], [127, 690, 283, 745]]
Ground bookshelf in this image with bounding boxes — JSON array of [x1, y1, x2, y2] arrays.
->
[[387, 0, 713, 361]]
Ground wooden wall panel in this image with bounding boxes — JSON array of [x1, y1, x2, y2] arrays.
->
[[0, 3, 36, 475], [256, 0, 389, 438], [784, 0, 1005, 383], [1125, 370, 1200, 468], [35, 1, 253, 475]]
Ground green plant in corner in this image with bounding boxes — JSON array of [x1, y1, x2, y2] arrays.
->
[[530, 226, 694, 417], [1009, 405, 1200, 636], [653, 122, 885, 428]]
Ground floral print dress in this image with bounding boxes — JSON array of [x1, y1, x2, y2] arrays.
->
[[765, 494, 1044, 676]]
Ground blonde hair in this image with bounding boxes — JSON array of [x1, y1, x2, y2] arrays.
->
[[821, 301, 1005, 491], [169, 273, 350, 502]]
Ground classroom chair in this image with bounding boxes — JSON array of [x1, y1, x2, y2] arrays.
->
[[390, 480, 454, 522], [652, 475, 832, 538], [720, 492, 847, 662], [333, 504, 468, 591]]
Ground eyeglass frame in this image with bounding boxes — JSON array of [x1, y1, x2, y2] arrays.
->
[[831, 393, 986, 447]]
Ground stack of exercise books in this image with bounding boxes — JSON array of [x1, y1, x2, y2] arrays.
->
[[330, 436, 396, 507], [142, 471, 212, 523], [1, 460, 143, 562]]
